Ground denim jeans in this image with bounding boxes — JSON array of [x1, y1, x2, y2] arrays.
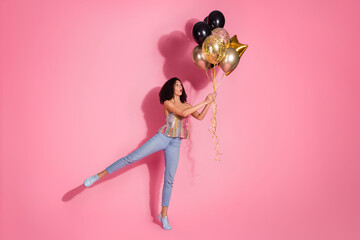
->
[[105, 132, 181, 207]]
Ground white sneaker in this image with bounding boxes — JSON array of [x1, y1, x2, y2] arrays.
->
[[83, 174, 99, 187], [158, 213, 172, 230]]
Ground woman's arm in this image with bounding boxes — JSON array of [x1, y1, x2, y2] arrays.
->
[[189, 103, 211, 120], [164, 100, 209, 118], [164, 92, 216, 118], [190, 92, 216, 120]]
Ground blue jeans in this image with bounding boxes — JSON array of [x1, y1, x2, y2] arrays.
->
[[105, 132, 181, 207]]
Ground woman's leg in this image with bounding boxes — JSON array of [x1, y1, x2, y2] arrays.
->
[[96, 169, 108, 178], [105, 133, 170, 174], [161, 137, 181, 215], [161, 206, 169, 218], [84, 133, 170, 187]]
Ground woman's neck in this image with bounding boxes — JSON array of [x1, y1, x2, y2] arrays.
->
[[172, 95, 181, 103]]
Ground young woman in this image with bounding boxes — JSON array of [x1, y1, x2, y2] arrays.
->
[[83, 77, 216, 230]]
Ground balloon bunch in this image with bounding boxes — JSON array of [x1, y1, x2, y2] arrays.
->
[[192, 10, 248, 161], [192, 10, 248, 76]]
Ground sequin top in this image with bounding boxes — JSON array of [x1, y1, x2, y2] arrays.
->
[[158, 112, 189, 139]]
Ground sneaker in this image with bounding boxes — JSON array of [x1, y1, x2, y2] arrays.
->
[[158, 213, 172, 230], [83, 174, 99, 187]]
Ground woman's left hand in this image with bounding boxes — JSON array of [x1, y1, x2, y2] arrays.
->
[[208, 92, 217, 102]]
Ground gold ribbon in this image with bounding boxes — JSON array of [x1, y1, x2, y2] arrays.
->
[[205, 66, 223, 161]]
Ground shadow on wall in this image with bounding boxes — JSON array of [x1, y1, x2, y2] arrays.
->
[[158, 18, 215, 91], [158, 18, 220, 183], [63, 88, 164, 226], [62, 18, 215, 225]]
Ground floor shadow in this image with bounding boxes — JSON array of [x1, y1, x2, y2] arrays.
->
[[62, 185, 85, 201]]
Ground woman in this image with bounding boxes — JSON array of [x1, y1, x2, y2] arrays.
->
[[83, 77, 216, 230]]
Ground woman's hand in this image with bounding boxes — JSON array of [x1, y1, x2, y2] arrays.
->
[[205, 92, 217, 104], [191, 92, 216, 120]]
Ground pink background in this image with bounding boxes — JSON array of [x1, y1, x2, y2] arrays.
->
[[1, 0, 359, 239]]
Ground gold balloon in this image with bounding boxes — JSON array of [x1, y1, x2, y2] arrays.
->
[[219, 48, 240, 76], [229, 35, 248, 60], [192, 45, 211, 70], [202, 35, 227, 64], [212, 28, 230, 48]]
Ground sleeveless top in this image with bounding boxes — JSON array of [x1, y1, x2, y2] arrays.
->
[[158, 112, 189, 139]]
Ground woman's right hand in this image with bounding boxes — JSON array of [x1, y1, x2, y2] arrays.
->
[[205, 92, 217, 104]]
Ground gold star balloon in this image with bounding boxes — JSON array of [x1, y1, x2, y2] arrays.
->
[[229, 35, 248, 60]]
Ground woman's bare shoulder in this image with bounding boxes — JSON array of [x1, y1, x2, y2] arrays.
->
[[184, 102, 192, 107], [163, 100, 173, 105], [184, 103, 192, 108]]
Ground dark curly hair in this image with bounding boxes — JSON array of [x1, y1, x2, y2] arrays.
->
[[159, 77, 187, 104]]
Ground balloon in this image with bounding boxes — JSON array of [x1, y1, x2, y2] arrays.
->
[[208, 10, 225, 30], [229, 35, 248, 60], [192, 21, 211, 45], [192, 45, 211, 70], [219, 48, 240, 76], [202, 35, 227, 64], [204, 16, 208, 23], [211, 28, 230, 48]]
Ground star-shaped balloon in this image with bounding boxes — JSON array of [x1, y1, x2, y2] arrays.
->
[[229, 35, 248, 60]]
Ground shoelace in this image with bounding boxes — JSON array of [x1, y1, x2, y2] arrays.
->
[[162, 218, 169, 225]]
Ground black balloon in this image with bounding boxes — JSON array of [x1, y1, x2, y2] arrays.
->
[[192, 21, 211, 45], [204, 16, 208, 23], [208, 10, 225, 30]]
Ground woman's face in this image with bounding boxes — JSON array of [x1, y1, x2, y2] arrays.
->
[[173, 80, 183, 97]]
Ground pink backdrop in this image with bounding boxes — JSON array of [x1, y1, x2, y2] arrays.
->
[[1, 0, 359, 239]]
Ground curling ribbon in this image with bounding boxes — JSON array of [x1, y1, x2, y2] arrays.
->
[[207, 66, 222, 161]]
